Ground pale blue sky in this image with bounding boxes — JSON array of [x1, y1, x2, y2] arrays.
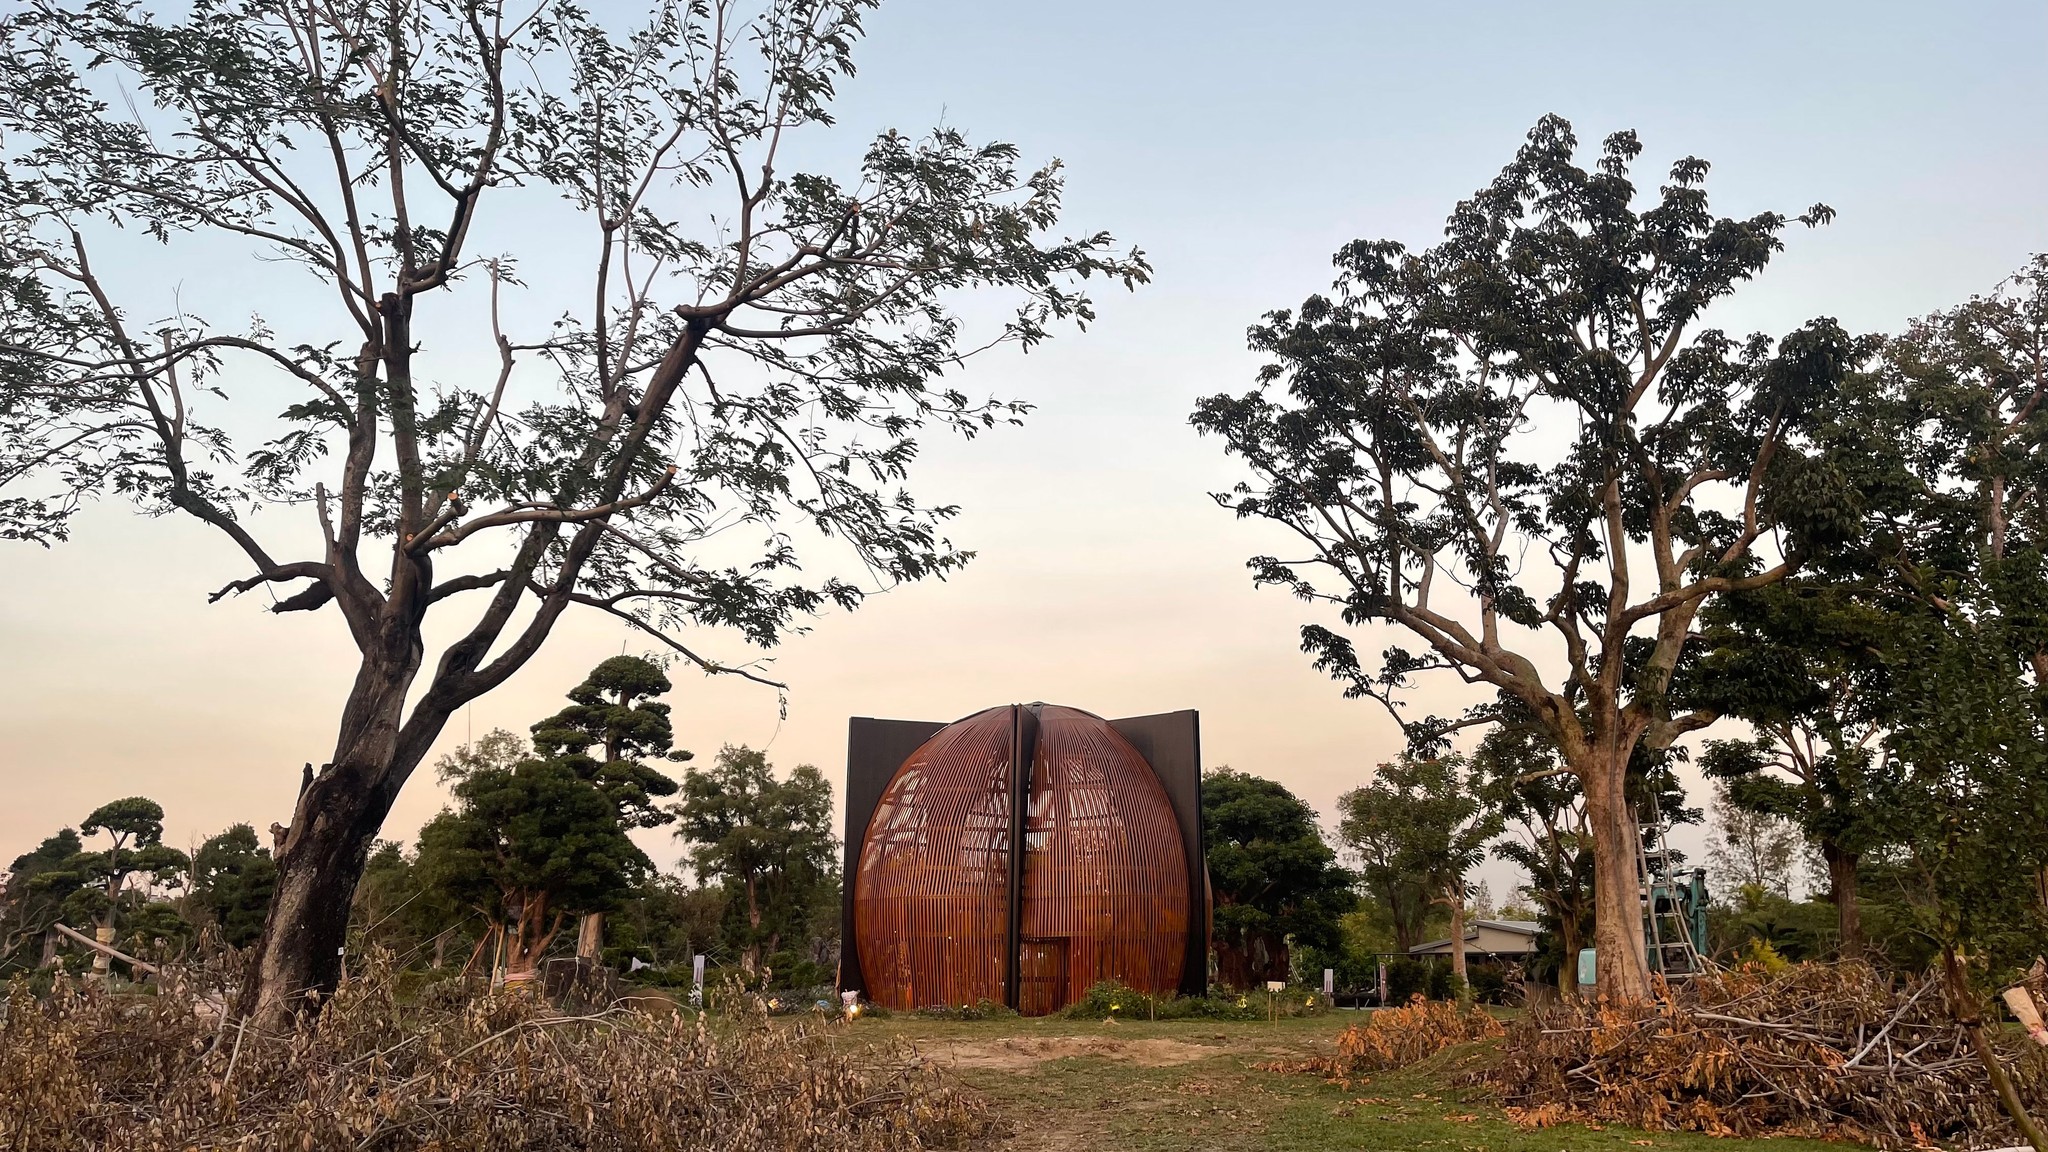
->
[[4, 0, 2043, 897]]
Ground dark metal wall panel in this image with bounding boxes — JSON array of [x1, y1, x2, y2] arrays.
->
[[840, 716, 946, 996], [1109, 710, 1208, 996]]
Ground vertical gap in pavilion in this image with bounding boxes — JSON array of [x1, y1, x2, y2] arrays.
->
[[1004, 703, 1043, 1011], [1002, 704, 1022, 1010]]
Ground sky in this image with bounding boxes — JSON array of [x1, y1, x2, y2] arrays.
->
[[3, 0, 2044, 901]]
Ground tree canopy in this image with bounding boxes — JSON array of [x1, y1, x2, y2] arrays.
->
[[674, 745, 837, 975], [529, 655, 688, 829], [1337, 757, 1501, 973], [1201, 767, 1356, 989], [1194, 114, 1855, 997], [416, 752, 652, 982], [188, 824, 278, 949]]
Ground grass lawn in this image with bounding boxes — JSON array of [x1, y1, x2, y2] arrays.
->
[[844, 1012, 1851, 1152]]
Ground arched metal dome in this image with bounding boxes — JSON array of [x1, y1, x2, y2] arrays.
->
[[852, 703, 1189, 1015]]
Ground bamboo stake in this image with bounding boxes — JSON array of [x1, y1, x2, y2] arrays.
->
[[51, 922, 159, 976]]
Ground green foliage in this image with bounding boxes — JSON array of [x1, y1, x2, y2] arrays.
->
[[1, 828, 84, 973], [603, 875, 729, 970], [188, 824, 276, 948], [350, 840, 476, 968], [1472, 708, 1593, 983], [1704, 886, 1838, 963], [1867, 608, 2048, 984], [1337, 757, 1502, 953], [66, 797, 189, 938], [1201, 768, 1356, 989], [675, 746, 839, 972], [416, 756, 653, 964], [1058, 980, 1327, 1022], [529, 656, 689, 829]]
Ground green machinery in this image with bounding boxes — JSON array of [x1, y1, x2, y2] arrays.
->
[[1576, 804, 1711, 987]]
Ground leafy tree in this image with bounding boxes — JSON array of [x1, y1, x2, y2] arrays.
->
[[1880, 253, 2048, 928], [416, 755, 653, 984], [1193, 115, 1854, 997], [1704, 785, 1803, 900], [1473, 712, 1593, 994], [1337, 757, 1501, 992], [605, 874, 729, 971], [0, 0, 1145, 1025], [674, 746, 837, 975], [1201, 767, 1356, 989], [530, 655, 691, 958], [350, 839, 476, 970], [68, 798, 189, 978], [1688, 576, 1893, 957], [1, 828, 83, 972], [188, 824, 278, 948], [1868, 607, 2048, 1149]]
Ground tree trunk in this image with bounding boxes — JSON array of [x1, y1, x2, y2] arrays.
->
[[1558, 915, 1583, 998], [1448, 884, 1469, 1002], [235, 656, 431, 1029], [1581, 755, 1651, 1000], [1822, 841, 1862, 960], [1216, 940, 1253, 990], [431, 929, 449, 970], [1944, 946, 2048, 1152], [742, 874, 762, 975], [577, 912, 604, 961], [502, 896, 561, 987]]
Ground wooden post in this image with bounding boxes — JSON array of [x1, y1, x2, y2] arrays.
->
[[2004, 985, 2048, 1047]]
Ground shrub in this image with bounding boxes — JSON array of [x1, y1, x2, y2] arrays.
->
[[0, 952, 987, 1150], [1385, 957, 1427, 1002], [1061, 980, 1329, 1021], [1467, 965, 1508, 1005]]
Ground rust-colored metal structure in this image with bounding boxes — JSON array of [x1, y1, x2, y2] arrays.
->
[[844, 703, 1205, 1015]]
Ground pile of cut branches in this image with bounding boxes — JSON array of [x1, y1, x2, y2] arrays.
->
[[1479, 962, 2047, 1149], [0, 952, 986, 1151], [1260, 995, 1504, 1080]]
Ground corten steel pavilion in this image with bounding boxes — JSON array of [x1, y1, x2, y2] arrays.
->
[[841, 704, 1209, 1016]]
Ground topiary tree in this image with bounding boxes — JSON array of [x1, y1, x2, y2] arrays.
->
[[416, 755, 652, 986], [1202, 767, 1356, 989], [0, 0, 1145, 1026], [1, 828, 84, 972], [69, 798, 189, 978], [530, 655, 691, 959], [189, 824, 279, 949], [1194, 116, 1854, 997]]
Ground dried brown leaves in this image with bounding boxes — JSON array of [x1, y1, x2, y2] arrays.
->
[[1478, 962, 2048, 1149], [1260, 995, 1505, 1079], [0, 954, 986, 1151]]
